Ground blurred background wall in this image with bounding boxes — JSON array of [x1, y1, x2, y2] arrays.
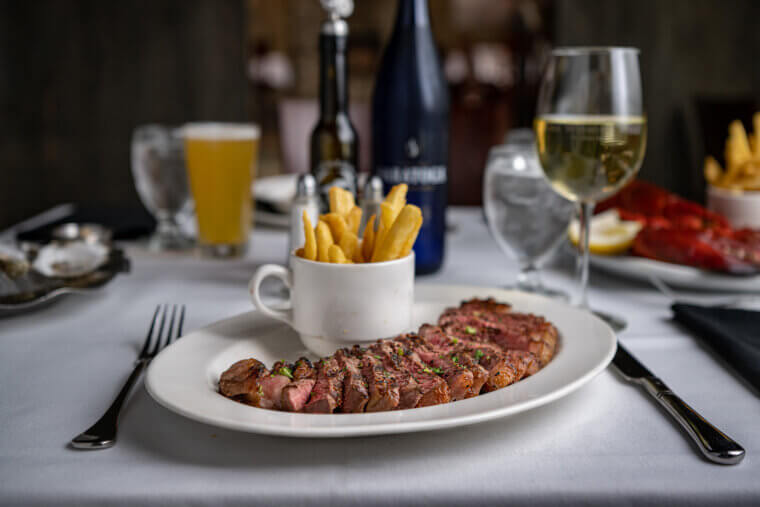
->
[[1, 0, 758, 229]]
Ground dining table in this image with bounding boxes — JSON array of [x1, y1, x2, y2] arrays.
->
[[1, 206, 758, 507]]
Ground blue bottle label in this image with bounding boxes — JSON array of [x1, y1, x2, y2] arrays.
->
[[376, 165, 447, 186]]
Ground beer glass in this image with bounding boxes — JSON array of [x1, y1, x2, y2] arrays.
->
[[182, 123, 261, 257]]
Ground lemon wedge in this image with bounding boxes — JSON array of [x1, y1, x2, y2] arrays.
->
[[568, 209, 643, 256]]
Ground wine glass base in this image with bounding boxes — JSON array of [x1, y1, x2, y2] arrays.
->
[[504, 284, 569, 301], [147, 232, 195, 252], [198, 243, 247, 258], [591, 309, 627, 333]]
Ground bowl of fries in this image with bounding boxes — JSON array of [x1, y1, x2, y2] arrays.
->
[[705, 112, 760, 228], [249, 184, 424, 356]]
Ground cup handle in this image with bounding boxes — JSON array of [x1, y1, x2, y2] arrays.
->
[[249, 264, 294, 325]]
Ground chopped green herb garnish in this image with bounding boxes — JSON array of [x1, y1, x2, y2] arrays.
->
[[452, 356, 459, 363], [277, 366, 294, 379], [432, 367, 443, 374], [474, 349, 484, 361], [397, 347, 404, 356], [374, 355, 382, 360], [422, 367, 433, 374], [451, 337, 459, 345], [257, 385, 264, 396], [465, 326, 477, 335]]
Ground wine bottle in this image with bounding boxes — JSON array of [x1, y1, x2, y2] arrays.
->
[[372, 0, 449, 274], [310, 0, 358, 211]]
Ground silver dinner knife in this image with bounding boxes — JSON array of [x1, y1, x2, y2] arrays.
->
[[612, 343, 745, 465]]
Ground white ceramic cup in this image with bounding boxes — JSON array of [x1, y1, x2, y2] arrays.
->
[[249, 252, 415, 356]]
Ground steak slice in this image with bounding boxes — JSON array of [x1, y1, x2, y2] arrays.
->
[[281, 357, 317, 412], [439, 298, 512, 325], [218, 358, 291, 409], [302, 356, 345, 414], [396, 334, 473, 401], [386, 337, 450, 408], [358, 347, 400, 412], [335, 349, 369, 413]]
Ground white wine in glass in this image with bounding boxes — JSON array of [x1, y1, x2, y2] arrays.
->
[[534, 48, 646, 330]]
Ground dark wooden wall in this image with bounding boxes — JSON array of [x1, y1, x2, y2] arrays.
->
[[554, 0, 760, 202], [0, 0, 246, 229]]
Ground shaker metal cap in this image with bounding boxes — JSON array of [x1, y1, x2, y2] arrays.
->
[[320, 0, 352, 35], [363, 175, 384, 201], [296, 173, 318, 197]]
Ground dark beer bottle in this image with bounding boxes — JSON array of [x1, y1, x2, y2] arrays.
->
[[372, 0, 450, 274], [310, 6, 358, 211]]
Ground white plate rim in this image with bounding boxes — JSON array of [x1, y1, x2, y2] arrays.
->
[[146, 284, 617, 438], [589, 253, 760, 293]]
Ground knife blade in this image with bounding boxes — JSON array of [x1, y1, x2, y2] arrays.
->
[[611, 342, 745, 465]]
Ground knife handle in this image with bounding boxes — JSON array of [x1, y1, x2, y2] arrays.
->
[[642, 377, 745, 465]]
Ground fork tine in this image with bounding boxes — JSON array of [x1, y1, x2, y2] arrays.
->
[[177, 305, 186, 338], [164, 305, 178, 347], [138, 306, 161, 357], [149, 305, 168, 356]]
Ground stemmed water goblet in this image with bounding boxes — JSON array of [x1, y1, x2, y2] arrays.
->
[[483, 129, 574, 298]]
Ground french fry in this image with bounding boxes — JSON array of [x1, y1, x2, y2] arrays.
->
[[302, 211, 317, 260], [371, 202, 397, 261], [329, 187, 355, 217], [384, 183, 408, 215], [353, 240, 365, 263], [400, 210, 423, 258], [373, 205, 422, 262], [704, 156, 723, 186], [328, 244, 349, 263], [361, 214, 376, 261], [295, 247, 305, 258], [726, 120, 752, 169], [338, 231, 359, 262], [315, 221, 334, 263], [346, 206, 362, 236], [320, 213, 348, 243], [753, 112, 760, 158]]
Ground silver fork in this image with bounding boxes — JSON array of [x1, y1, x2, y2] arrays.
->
[[71, 304, 185, 449]]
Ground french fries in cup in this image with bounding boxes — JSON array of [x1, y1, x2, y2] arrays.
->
[[296, 184, 422, 264]]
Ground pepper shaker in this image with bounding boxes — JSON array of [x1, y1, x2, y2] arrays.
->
[[289, 174, 320, 257]]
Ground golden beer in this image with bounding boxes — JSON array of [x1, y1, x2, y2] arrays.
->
[[183, 123, 260, 257]]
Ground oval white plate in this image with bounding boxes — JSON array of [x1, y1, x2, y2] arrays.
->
[[146, 285, 616, 438], [590, 254, 760, 293]]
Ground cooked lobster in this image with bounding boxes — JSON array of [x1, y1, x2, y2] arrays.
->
[[596, 180, 760, 274]]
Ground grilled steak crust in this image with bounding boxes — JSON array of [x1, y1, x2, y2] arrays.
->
[[303, 356, 345, 414], [335, 349, 369, 413], [219, 298, 557, 413]]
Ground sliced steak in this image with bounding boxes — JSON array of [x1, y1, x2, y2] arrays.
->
[[358, 347, 400, 412], [440, 309, 557, 366], [395, 334, 473, 401], [335, 349, 369, 413], [281, 357, 317, 412], [389, 338, 450, 408], [302, 356, 345, 414]]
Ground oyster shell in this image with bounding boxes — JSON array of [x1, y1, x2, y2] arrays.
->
[[32, 241, 109, 278], [0, 243, 30, 278]]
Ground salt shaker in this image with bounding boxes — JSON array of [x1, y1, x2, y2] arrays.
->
[[289, 174, 320, 257], [360, 175, 384, 236]]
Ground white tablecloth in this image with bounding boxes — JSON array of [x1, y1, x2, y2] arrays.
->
[[1, 208, 758, 506]]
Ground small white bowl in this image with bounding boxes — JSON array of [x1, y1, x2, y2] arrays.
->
[[707, 185, 760, 229]]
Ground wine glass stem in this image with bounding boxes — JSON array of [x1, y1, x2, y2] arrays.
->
[[576, 201, 595, 310], [516, 263, 542, 292]]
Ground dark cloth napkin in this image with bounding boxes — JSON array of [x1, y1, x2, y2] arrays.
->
[[672, 303, 760, 394]]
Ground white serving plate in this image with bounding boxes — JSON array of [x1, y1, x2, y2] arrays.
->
[[146, 284, 616, 438], [589, 254, 760, 293]]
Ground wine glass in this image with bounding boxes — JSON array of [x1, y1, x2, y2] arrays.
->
[[131, 125, 194, 251], [534, 47, 647, 329], [483, 129, 574, 298]]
